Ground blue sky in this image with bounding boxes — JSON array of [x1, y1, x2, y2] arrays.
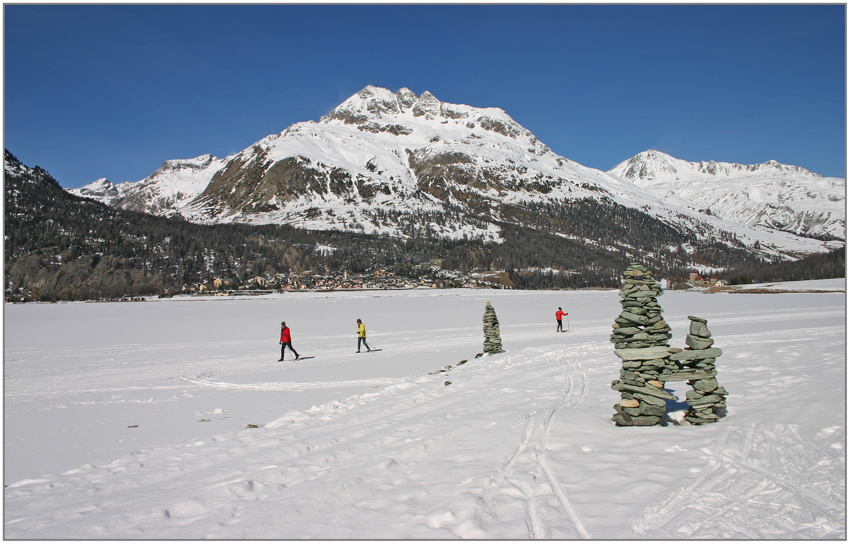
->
[[4, 4, 846, 188]]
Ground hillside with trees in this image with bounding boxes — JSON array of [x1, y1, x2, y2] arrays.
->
[[5, 150, 840, 302]]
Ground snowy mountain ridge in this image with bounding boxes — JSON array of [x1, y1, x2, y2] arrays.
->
[[74, 154, 224, 216], [609, 149, 822, 183], [69, 86, 845, 258], [609, 150, 845, 241]]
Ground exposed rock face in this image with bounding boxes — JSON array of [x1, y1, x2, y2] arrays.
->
[[69, 85, 844, 258], [70, 155, 222, 216], [412, 91, 442, 118], [171, 85, 575, 240]]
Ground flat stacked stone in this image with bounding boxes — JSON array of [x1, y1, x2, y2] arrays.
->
[[670, 316, 728, 425], [483, 301, 505, 355], [610, 263, 676, 426]]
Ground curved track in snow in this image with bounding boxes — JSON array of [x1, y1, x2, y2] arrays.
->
[[633, 422, 845, 538], [5, 289, 845, 539]]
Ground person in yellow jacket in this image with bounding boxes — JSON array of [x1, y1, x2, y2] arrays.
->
[[356, 318, 371, 353]]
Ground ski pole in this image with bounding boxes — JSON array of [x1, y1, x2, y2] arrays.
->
[[567, 314, 571, 331]]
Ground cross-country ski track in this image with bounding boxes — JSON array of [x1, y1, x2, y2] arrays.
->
[[4, 284, 845, 538]]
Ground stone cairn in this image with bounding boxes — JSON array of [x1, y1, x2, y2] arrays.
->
[[610, 262, 727, 426], [482, 301, 505, 355], [610, 263, 678, 426], [676, 316, 728, 425]]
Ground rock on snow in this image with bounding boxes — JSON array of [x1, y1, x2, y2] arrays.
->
[[4, 284, 845, 539]]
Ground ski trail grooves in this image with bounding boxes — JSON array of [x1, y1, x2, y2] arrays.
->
[[633, 423, 845, 538], [537, 367, 591, 539], [474, 350, 590, 539]]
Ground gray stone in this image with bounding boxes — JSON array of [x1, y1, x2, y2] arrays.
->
[[633, 392, 667, 406], [612, 412, 661, 426], [614, 346, 672, 361], [620, 370, 645, 384], [668, 347, 723, 361], [686, 392, 723, 406], [647, 320, 670, 331], [638, 358, 668, 370], [639, 403, 667, 417], [686, 334, 715, 350], [618, 311, 649, 325], [656, 369, 717, 382], [612, 381, 677, 400], [692, 377, 718, 393], [689, 319, 712, 338]]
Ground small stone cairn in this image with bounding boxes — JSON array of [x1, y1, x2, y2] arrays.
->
[[610, 263, 678, 426], [610, 262, 727, 426], [675, 316, 728, 425], [482, 301, 505, 355]]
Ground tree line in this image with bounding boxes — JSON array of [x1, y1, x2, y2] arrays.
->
[[4, 149, 842, 302]]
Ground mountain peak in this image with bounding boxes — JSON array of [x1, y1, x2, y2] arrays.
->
[[610, 149, 822, 184], [412, 90, 441, 118], [321, 85, 455, 124], [76, 178, 119, 199], [322, 86, 409, 123], [610, 149, 682, 182]]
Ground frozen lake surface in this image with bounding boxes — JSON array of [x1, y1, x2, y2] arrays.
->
[[4, 281, 846, 538]]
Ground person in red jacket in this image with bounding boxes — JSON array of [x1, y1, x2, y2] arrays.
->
[[556, 307, 568, 332], [279, 321, 300, 361]]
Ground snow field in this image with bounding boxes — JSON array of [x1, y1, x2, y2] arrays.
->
[[4, 284, 846, 538]]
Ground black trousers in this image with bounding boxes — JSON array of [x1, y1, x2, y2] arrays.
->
[[358, 337, 370, 351], [281, 341, 298, 359], [556, 319, 563, 331]]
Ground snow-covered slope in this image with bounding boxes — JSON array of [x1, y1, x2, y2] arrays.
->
[[71, 155, 223, 216], [179, 85, 648, 242], [609, 150, 845, 241], [69, 86, 845, 256]]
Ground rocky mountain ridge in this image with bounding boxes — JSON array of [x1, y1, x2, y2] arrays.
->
[[608, 150, 844, 241], [74, 154, 223, 216], [9, 148, 844, 302], [70, 86, 845, 259]]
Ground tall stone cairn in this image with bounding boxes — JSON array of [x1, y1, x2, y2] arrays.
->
[[610, 263, 678, 426], [482, 301, 505, 354], [673, 316, 728, 425]]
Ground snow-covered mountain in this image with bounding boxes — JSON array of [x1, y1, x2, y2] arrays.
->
[[178, 85, 650, 242], [71, 86, 844, 258], [71, 154, 223, 217], [609, 150, 845, 241]]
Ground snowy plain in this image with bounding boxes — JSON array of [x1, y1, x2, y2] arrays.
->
[[4, 280, 846, 539]]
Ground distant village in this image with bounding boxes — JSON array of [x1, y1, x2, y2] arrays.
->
[[5, 263, 729, 303], [174, 267, 725, 297], [177, 263, 512, 297]]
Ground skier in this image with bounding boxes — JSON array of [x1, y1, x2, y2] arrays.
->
[[556, 307, 568, 332], [279, 321, 300, 361], [356, 318, 371, 353]]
